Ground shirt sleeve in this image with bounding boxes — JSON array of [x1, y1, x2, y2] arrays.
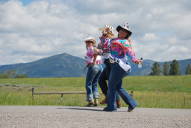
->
[[125, 41, 139, 63]]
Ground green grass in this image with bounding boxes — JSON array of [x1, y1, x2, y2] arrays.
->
[[0, 75, 191, 108]]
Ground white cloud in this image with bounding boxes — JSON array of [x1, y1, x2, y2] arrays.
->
[[0, 0, 191, 65], [143, 33, 158, 41]]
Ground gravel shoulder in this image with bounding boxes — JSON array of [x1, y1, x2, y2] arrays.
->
[[0, 106, 191, 128]]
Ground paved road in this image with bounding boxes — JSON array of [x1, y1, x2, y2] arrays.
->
[[0, 106, 191, 128]]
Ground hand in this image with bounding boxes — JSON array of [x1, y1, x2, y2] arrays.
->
[[134, 59, 143, 64], [94, 48, 102, 54]]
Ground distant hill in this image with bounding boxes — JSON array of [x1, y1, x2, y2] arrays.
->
[[0, 53, 190, 77], [129, 58, 191, 76], [0, 53, 85, 77]]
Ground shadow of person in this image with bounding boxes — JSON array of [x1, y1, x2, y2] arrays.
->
[[57, 106, 103, 112]]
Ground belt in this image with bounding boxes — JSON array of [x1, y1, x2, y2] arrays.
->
[[109, 57, 119, 63]]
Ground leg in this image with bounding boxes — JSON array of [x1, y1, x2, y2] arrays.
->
[[92, 65, 103, 99], [116, 81, 137, 110], [85, 66, 100, 102], [104, 63, 125, 111], [116, 92, 121, 108], [98, 67, 108, 96]]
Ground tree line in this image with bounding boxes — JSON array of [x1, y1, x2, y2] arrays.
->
[[0, 70, 28, 79], [150, 59, 191, 75]]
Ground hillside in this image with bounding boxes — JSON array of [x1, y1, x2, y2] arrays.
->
[[0, 53, 85, 77], [0, 53, 190, 77]]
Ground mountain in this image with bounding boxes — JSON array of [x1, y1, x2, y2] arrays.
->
[[0, 53, 190, 77], [129, 58, 191, 76], [0, 53, 85, 77]]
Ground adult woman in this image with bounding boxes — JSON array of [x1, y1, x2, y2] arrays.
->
[[103, 23, 142, 112], [98, 25, 121, 108]]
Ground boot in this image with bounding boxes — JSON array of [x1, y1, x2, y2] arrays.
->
[[116, 100, 121, 108], [94, 99, 99, 106], [100, 97, 107, 104], [86, 100, 94, 107]]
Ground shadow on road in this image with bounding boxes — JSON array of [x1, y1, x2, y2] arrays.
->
[[57, 107, 104, 112]]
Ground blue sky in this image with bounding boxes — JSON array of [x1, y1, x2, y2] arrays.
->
[[0, 0, 191, 65], [20, 0, 32, 5]]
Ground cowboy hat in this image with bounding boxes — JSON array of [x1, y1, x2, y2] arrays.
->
[[84, 37, 96, 45], [116, 23, 132, 36]]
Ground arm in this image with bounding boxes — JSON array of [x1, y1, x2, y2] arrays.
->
[[125, 40, 140, 64]]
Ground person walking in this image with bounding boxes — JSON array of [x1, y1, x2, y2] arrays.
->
[[103, 23, 142, 112], [98, 25, 121, 108]]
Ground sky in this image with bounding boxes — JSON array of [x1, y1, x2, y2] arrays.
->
[[0, 0, 191, 65]]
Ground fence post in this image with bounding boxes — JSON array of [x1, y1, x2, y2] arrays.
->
[[183, 93, 186, 107], [32, 88, 34, 100]]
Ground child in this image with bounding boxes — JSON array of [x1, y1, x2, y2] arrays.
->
[[103, 23, 142, 112], [84, 37, 103, 107], [98, 25, 121, 108]]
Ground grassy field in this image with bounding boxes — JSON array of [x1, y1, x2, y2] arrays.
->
[[0, 75, 191, 108]]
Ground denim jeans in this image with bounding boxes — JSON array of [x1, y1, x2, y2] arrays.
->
[[86, 64, 103, 101], [98, 59, 120, 101], [106, 63, 137, 110]]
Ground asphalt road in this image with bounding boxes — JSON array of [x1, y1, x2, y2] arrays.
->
[[0, 106, 191, 128]]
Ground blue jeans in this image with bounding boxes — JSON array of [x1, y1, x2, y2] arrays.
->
[[86, 64, 103, 101], [98, 59, 120, 101], [106, 63, 137, 110]]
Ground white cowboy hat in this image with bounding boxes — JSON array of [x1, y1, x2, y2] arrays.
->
[[84, 37, 96, 45], [116, 23, 132, 36]]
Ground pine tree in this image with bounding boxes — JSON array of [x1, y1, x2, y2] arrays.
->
[[185, 64, 191, 75], [169, 60, 180, 75], [150, 62, 161, 75], [163, 62, 169, 75]]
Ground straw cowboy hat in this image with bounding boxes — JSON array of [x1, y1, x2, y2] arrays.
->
[[116, 23, 132, 36], [84, 37, 96, 45]]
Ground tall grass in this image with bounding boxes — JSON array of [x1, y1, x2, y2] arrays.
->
[[0, 75, 191, 108]]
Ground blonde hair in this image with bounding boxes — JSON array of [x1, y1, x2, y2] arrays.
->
[[99, 25, 115, 38]]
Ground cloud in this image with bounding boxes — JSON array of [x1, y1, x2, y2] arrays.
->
[[0, 0, 191, 65], [143, 33, 158, 41]]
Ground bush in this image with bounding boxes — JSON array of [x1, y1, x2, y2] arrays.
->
[[0, 74, 9, 79], [15, 74, 28, 78]]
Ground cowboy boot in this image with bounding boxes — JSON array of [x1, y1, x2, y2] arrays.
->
[[100, 97, 107, 104], [94, 98, 99, 106], [86, 100, 94, 107], [116, 100, 121, 108]]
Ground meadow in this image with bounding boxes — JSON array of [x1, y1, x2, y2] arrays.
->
[[0, 75, 190, 108]]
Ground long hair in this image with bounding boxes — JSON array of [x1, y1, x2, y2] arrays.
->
[[100, 26, 115, 39]]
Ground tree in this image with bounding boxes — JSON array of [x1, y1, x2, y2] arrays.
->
[[185, 64, 191, 75], [163, 62, 169, 75], [169, 60, 180, 75], [15, 74, 28, 78], [150, 62, 161, 75], [4, 70, 16, 78]]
